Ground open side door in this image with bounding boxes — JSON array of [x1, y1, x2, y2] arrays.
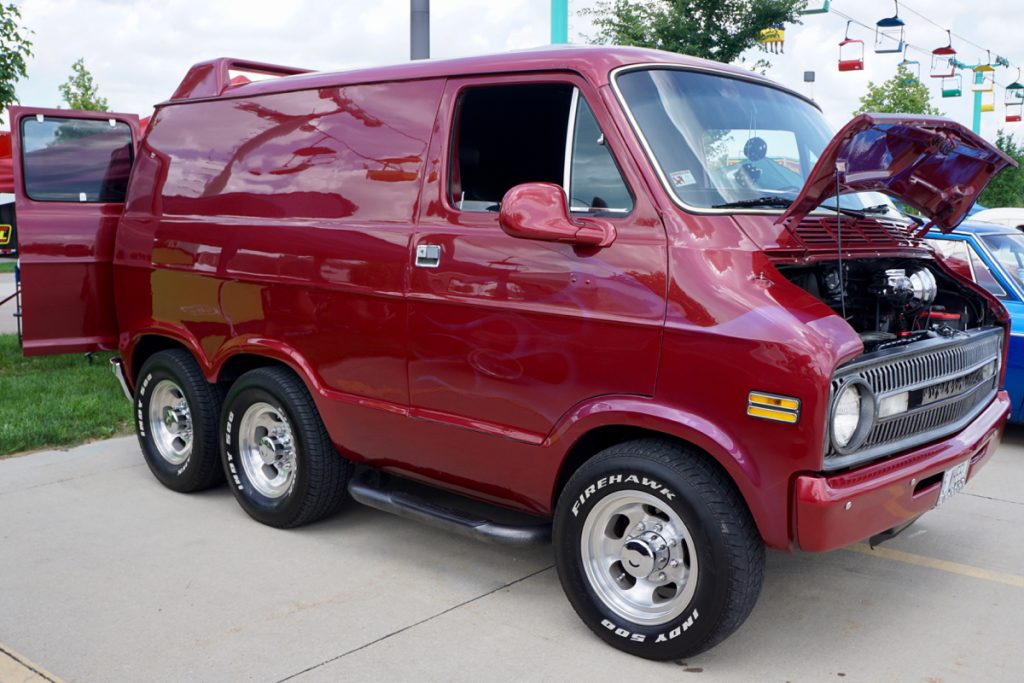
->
[[9, 106, 140, 355]]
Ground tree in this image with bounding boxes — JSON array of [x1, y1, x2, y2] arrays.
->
[[853, 65, 941, 116], [979, 130, 1024, 208], [581, 0, 805, 67], [59, 58, 109, 112], [0, 2, 33, 124]]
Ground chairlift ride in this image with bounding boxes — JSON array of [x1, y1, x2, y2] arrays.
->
[[874, 1, 905, 54], [899, 47, 920, 83], [941, 73, 963, 98], [838, 21, 865, 72], [799, 0, 830, 14], [973, 53, 996, 93], [981, 89, 996, 113], [930, 31, 957, 78], [758, 24, 785, 54], [1005, 70, 1024, 122]]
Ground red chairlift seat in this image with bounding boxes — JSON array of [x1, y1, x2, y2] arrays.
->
[[838, 21, 864, 72], [930, 38, 957, 79]]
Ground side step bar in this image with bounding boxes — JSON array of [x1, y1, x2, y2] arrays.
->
[[347, 470, 551, 547]]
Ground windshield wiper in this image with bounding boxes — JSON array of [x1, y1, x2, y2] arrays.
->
[[830, 203, 892, 217], [711, 196, 793, 209]]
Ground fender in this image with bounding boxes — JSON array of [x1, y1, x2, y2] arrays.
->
[[544, 394, 791, 549], [126, 328, 326, 401], [210, 335, 327, 398], [123, 324, 208, 390]]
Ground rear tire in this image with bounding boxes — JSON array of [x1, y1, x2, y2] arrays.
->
[[221, 367, 350, 528], [553, 439, 765, 660], [135, 349, 225, 493]]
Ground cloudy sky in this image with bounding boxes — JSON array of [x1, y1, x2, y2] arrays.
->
[[7, 0, 1023, 142]]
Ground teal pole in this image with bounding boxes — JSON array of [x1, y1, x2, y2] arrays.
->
[[972, 70, 983, 135], [551, 0, 568, 44]]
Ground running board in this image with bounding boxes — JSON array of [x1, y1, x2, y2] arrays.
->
[[347, 471, 551, 547]]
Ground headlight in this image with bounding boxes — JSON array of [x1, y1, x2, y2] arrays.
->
[[831, 381, 874, 451]]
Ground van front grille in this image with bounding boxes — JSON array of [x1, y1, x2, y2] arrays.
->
[[825, 328, 1002, 469]]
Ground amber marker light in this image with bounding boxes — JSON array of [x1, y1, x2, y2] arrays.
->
[[747, 392, 800, 424]]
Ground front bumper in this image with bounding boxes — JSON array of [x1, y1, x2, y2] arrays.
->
[[793, 390, 1009, 552]]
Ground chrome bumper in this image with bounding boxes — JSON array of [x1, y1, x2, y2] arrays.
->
[[110, 357, 133, 402]]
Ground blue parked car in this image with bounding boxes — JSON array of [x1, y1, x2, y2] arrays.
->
[[927, 222, 1024, 422]]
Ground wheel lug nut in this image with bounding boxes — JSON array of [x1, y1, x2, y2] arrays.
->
[[669, 539, 677, 547], [635, 523, 645, 532], [657, 572, 666, 581], [670, 559, 680, 568], [654, 524, 663, 532]]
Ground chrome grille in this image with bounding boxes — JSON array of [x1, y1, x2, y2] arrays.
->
[[826, 328, 1003, 469]]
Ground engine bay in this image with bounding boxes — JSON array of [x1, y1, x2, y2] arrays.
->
[[779, 258, 999, 353]]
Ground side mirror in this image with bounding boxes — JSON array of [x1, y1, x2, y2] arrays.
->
[[498, 182, 616, 248]]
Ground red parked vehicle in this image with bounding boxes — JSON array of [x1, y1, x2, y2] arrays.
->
[[6, 47, 1016, 659]]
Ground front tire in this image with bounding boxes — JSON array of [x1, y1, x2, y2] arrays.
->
[[136, 349, 225, 492], [221, 367, 350, 528], [553, 439, 765, 660]]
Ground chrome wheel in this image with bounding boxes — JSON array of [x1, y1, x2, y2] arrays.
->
[[238, 402, 297, 499], [581, 490, 699, 625], [148, 380, 193, 465]]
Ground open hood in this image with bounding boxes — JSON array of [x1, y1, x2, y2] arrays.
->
[[776, 113, 1017, 233]]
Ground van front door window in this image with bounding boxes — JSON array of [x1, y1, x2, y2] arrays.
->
[[449, 83, 631, 215]]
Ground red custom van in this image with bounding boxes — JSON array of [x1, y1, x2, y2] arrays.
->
[[6, 47, 1016, 659]]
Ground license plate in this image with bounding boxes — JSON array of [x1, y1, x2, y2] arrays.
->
[[936, 461, 970, 507]]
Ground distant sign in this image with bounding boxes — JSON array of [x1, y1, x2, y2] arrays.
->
[[0, 224, 12, 245]]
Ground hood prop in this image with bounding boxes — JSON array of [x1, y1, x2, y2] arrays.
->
[[836, 160, 848, 321]]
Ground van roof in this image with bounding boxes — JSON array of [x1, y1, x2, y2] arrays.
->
[[161, 45, 783, 107]]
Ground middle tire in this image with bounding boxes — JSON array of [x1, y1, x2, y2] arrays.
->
[[221, 366, 351, 528]]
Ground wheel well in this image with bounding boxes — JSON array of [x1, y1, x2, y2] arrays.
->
[[552, 426, 736, 510], [216, 353, 292, 385], [130, 335, 189, 382]]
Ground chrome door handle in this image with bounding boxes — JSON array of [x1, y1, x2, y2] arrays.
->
[[415, 243, 441, 268]]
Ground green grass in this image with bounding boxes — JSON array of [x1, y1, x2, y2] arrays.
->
[[0, 334, 133, 456], [0, 261, 15, 274]]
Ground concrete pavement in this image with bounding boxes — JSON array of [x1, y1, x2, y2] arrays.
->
[[1, 429, 1022, 682]]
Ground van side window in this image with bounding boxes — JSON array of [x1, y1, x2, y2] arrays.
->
[[449, 84, 631, 215], [20, 117, 133, 203], [568, 96, 633, 213]]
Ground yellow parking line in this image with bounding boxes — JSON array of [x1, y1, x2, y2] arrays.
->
[[0, 644, 62, 683], [845, 543, 1024, 588]]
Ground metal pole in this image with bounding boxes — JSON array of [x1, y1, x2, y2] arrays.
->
[[411, 0, 430, 60], [972, 70, 983, 135], [551, 0, 568, 44]]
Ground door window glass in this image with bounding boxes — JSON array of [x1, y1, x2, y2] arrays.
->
[[568, 97, 632, 213], [20, 116, 133, 203], [926, 238, 973, 281], [981, 233, 1024, 293], [968, 245, 1008, 298]]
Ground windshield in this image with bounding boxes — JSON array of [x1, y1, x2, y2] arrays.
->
[[980, 233, 1024, 292], [615, 67, 897, 214]]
